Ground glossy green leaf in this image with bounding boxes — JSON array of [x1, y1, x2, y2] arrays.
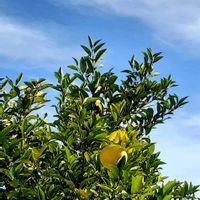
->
[[131, 175, 144, 194]]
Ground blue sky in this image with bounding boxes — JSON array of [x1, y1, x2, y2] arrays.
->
[[1, 0, 200, 187]]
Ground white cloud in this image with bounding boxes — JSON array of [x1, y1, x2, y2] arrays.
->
[[183, 114, 200, 127], [151, 111, 200, 186], [0, 16, 80, 65], [55, 0, 200, 51]]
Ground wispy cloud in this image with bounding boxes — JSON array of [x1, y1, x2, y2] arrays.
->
[[152, 111, 200, 184], [0, 16, 81, 65], [53, 0, 200, 52]]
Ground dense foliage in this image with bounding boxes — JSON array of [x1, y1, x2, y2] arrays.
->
[[0, 37, 199, 199]]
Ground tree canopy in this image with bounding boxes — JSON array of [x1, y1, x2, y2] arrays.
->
[[0, 37, 199, 199]]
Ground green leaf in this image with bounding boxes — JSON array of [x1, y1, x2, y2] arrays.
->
[[32, 148, 40, 161], [80, 177, 96, 188], [38, 78, 46, 83], [146, 108, 154, 119], [163, 194, 172, 200], [24, 81, 33, 88], [107, 166, 119, 181], [7, 77, 14, 87], [117, 155, 126, 177], [58, 67, 64, 80], [97, 184, 113, 192], [15, 73, 23, 86], [147, 48, 153, 61], [95, 100, 103, 112], [81, 45, 91, 55], [0, 168, 13, 180], [54, 71, 61, 82], [154, 55, 163, 62], [38, 186, 46, 200], [64, 180, 75, 189], [74, 73, 84, 81], [1, 79, 8, 90], [83, 97, 99, 106], [178, 96, 188, 107], [85, 57, 94, 73], [183, 181, 188, 196], [163, 180, 177, 196], [94, 133, 107, 139], [94, 39, 101, 46], [67, 65, 78, 71], [15, 163, 23, 174], [21, 188, 37, 197], [151, 72, 160, 76], [39, 83, 52, 90], [73, 57, 79, 65], [148, 143, 155, 155], [0, 105, 3, 115], [110, 104, 118, 121], [80, 57, 87, 73], [88, 35, 93, 48], [95, 49, 106, 62], [84, 152, 90, 162], [31, 146, 46, 161], [131, 175, 144, 194], [94, 43, 105, 53], [0, 125, 15, 142]]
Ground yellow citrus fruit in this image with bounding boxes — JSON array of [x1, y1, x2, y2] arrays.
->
[[77, 189, 88, 200], [108, 130, 119, 143], [36, 91, 43, 96], [108, 129, 128, 145], [100, 144, 128, 169]]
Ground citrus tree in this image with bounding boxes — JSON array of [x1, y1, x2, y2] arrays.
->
[[0, 37, 199, 199]]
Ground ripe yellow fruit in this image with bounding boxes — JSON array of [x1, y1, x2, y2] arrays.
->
[[77, 189, 88, 200], [100, 144, 128, 169], [108, 129, 128, 145], [36, 91, 43, 96]]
